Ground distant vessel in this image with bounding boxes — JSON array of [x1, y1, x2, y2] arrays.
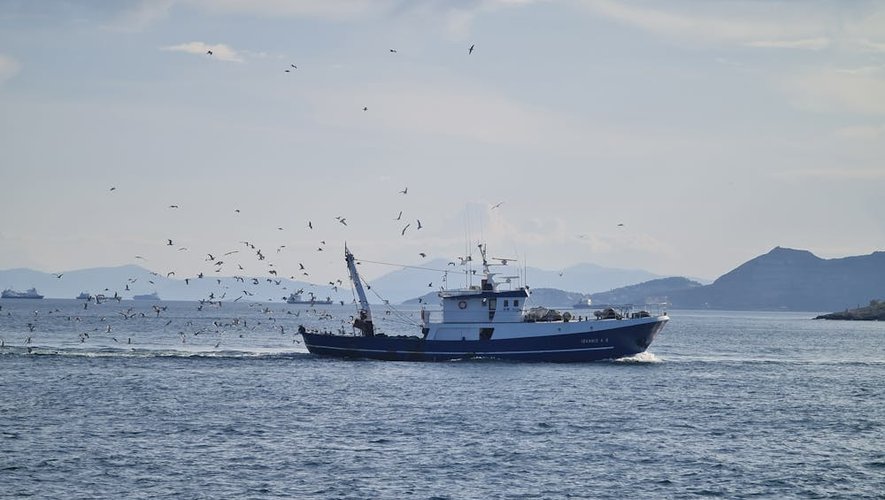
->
[[286, 293, 332, 305], [2, 288, 45, 299], [300, 245, 668, 362], [572, 298, 593, 309], [133, 292, 160, 301], [76, 292, 91, 300]]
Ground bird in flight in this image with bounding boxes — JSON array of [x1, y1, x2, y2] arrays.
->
[[109, 186, 116, 191], [389, 48, 397, 53], [491, 201, 504, 209], [169, 205, 179, 209], [617, 223, 625, 227], [395, 211, 402, 221], [419, 252, 427, 258], [399, 187, 408, 194], [416, 219, 423, 230], [53, 273, 63, 279], [362, 106, 368, 111], [167, 239, 173, 246], [401, 223, 411, 236], [207, 50, 213, 55], [308, 221, 313, 229], [468, 44, 475, 55]]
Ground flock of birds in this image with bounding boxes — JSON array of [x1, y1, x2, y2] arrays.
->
[[1, 40, 630, 353], [0, 179, 496, 352]]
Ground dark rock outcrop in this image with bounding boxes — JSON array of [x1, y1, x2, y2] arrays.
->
[[814, 300, 885, 320]]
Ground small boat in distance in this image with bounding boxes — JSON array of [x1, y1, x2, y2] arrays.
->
[[76, 292, 91, 300], [286, 293, 332, 305], [299, 245, 669, 362], [2, 288, 44, 299], [133, 292, 160, 301]]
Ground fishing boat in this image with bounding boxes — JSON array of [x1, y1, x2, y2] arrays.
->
[[285, 293, 333, 305], [299, 245, 669, 362]]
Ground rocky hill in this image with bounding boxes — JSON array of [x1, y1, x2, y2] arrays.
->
[[668, 247, 885, 311], [586, 277, 702, 306]]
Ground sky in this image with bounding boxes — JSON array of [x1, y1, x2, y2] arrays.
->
[[1, 0, 884, 287]]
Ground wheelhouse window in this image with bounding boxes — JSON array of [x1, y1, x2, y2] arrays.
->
[[514, 300, 519, 307]]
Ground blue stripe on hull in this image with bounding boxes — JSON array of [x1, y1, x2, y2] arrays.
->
[[301, 320, 666, 362]]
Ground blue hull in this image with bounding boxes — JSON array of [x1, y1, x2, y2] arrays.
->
[[301, 320, 666, 362]]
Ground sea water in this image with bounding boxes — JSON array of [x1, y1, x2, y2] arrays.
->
[[1, 300, 883, 499]]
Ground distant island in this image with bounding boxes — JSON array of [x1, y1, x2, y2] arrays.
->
[[814, 300, 885, 321]]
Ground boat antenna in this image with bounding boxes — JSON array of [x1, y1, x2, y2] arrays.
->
[[345, 244, 374, 337]]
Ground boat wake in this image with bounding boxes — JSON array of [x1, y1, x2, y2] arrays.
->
[[0, 345, 313, 360], [614, 351, 663, 364]]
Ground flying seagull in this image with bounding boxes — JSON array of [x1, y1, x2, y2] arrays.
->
[[468, 44, 475, 55], [399, 187, 408, 194], [401, 223, 411, 236], [207, 50, 213, 55]]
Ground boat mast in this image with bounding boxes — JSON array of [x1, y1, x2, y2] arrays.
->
[[345, 245, 374, 337], [478, 243, 497, 291]]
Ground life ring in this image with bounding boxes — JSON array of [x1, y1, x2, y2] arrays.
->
[[458, 300, 467, 309]]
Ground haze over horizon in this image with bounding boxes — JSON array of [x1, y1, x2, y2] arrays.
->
[[2, 1, 884, 286]]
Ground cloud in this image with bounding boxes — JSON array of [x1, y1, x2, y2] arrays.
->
[[182, 0, 382, 20], [745, 38, 830, 50], [770, 167, 885, 181], [0, 53, 21, 84], [858, 39, 885, 53], [107, 0, 175, 32], [308, 80, 663, 154], [578, 0, 839, 48], [162, 41, 243, 62], [833, 125, 885, 140], [781, 69, 885, 116]]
